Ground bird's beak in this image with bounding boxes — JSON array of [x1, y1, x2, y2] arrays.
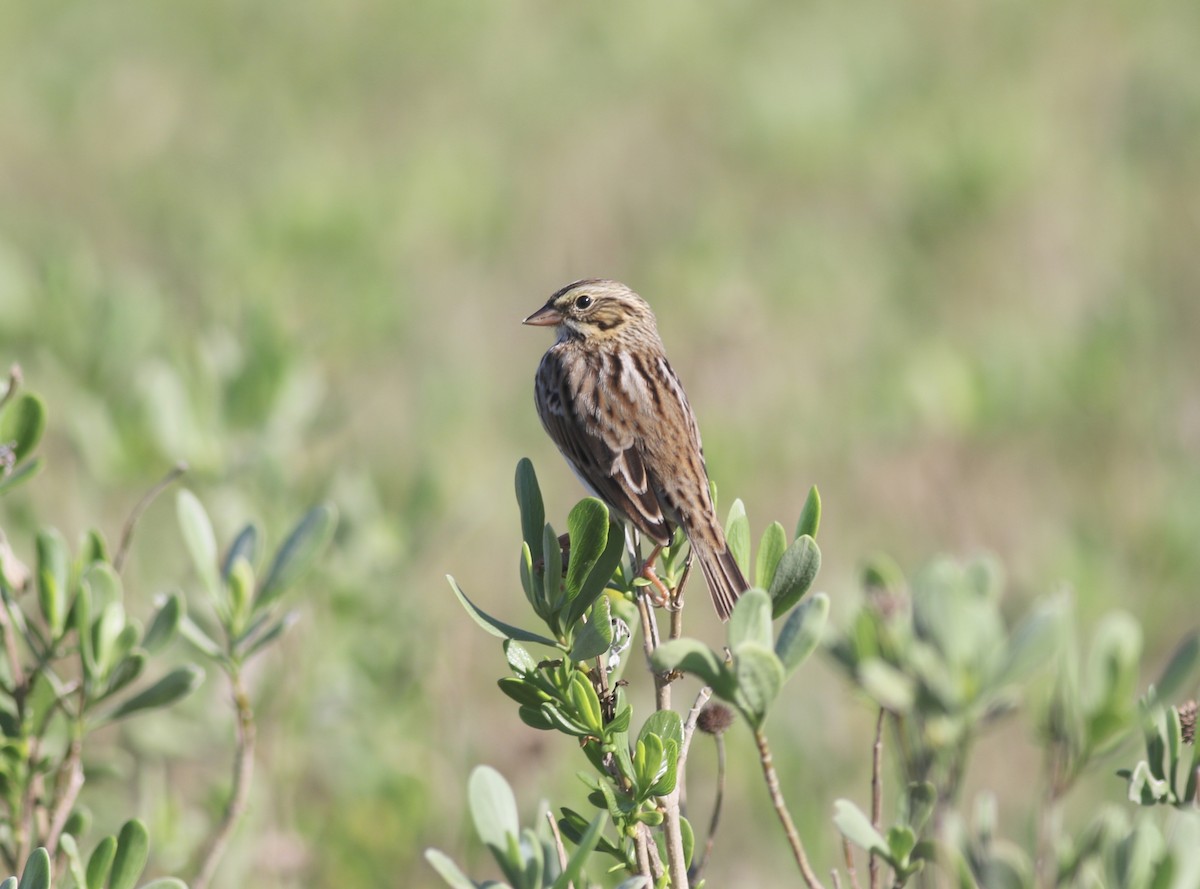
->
[[522, 303, 563, 327]]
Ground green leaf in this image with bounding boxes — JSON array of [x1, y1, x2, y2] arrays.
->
[[568, 672, 604, 734], [91, 602, 127, 679], [769, 536, 821, 618], [516, 458, 546, 567], [108, 820, 148, 889], [755, 522, 788, 591], [633, 734, 665, 797], [733, 644, 784, 727], [468, 765, 519, 851], [541, 523, 563, 617], [724, 499, 751, 576], [775, 592, 829, 677], [833, 799, 889, 857], [904, 782, 937, 833], [15, 847, 49, 889], [0, 393, 46, 464], [35, 529, 69, 639], [105, 666, 204, 722], [504, 639, 538, 675], [257, 503, 337, 608], [1154, 630, 1200, 703], [86, 835, 116, 889], [142, 592, 184, 654], [498, 677, 551, 708], [0, 880, 12, 889], [887, 825, 916, 867], [176, 490, 221, 602], [565, 498, 611, 601], [858, 659, 916, 713], [569, 597, 614, 662], [639, 709, 684, 752], [82, 563, 123, 611], [423, 849, 477, 889], [222, 523, 260, 581], [447, 576, 558, 647], [227, 557, 254, 633], [551, 812, 609, 889], [564, 521, 624, 629], [729, 589, 773, 652], [795, 486, 821, 540], [103, 652, 147, 700], [991, 596, 1064, 689], [650, 639, 725, 690], [177, 615, 226, 661], [57, 835, 86, 889], [1084, 611, 1142, 716], [0, 456, 40, 495], [240, 611, 300, 660]]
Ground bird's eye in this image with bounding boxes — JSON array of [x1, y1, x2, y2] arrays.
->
[[574, 294, 593, 310]]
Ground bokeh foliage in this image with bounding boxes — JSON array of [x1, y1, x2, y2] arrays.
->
[[2, 0, 1198, 884]]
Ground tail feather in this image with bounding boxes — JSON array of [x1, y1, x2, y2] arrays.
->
[[694, 543, 749, 621]]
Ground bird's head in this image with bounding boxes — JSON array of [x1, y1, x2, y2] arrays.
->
[[523, 279, 658, 345]]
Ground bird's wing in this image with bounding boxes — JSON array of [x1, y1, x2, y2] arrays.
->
[[536, 351, 673, 545]]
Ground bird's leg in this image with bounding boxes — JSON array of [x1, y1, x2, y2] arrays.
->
[[640, 544, 672, 607]]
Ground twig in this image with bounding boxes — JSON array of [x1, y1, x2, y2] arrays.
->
[[832, 869, 843, 889], [690, 729, 726, 883], [545, 811, 571, 887], [192, 670, 257, 889], [681, 687, 713, 761], [114, 462, 188, 573], [754, 728, 827, 889], [0, 590, 27, 693], [843, 836, 862, 889], [634, 824, 652, 882], [870, 709, 884, 889], [45, 734, 85, 855]]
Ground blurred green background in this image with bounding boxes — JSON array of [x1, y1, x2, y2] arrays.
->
[[1, 0, 1198, 885]]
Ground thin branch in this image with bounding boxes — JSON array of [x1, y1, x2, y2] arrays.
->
[[870, 709, 885, 889], [754, 728, 827, 889], [545, 811, 571, 887], [0, 588, 27, 693], [634, 824, 653, 882], [113, 462, 188, 573], [192, 670, 257, 889], [45, 734, 85, 855], [832, 869, 844, 889], [681, 686, 713, 762], [843, 837, 862, 889], [690, 730, 726, 883]]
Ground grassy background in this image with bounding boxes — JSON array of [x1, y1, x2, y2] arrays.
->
[[1, 0, 1198, 885]]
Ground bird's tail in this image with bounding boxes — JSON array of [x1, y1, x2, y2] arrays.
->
[[694, 538, 749, 622]]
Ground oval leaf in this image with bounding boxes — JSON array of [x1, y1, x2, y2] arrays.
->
[[0, 393, 46, 463], [257, 504, 337, 608], [795, 486, 821, 540], [515, 458, 546, 566], [468, 765, 520, 851], [142, 592, 184, 654], [650, 639, 724, 688], [106, 666, 204, 722], [16, 847, 50, 889], [729, 589, 773, 652], [833, 799, 889, 856], [733, 644, 784, 728], [108, 820, 149, 889], [775, 592, 829, 677], [755, 522, 787, 590], [770, 536, 821, 618]]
